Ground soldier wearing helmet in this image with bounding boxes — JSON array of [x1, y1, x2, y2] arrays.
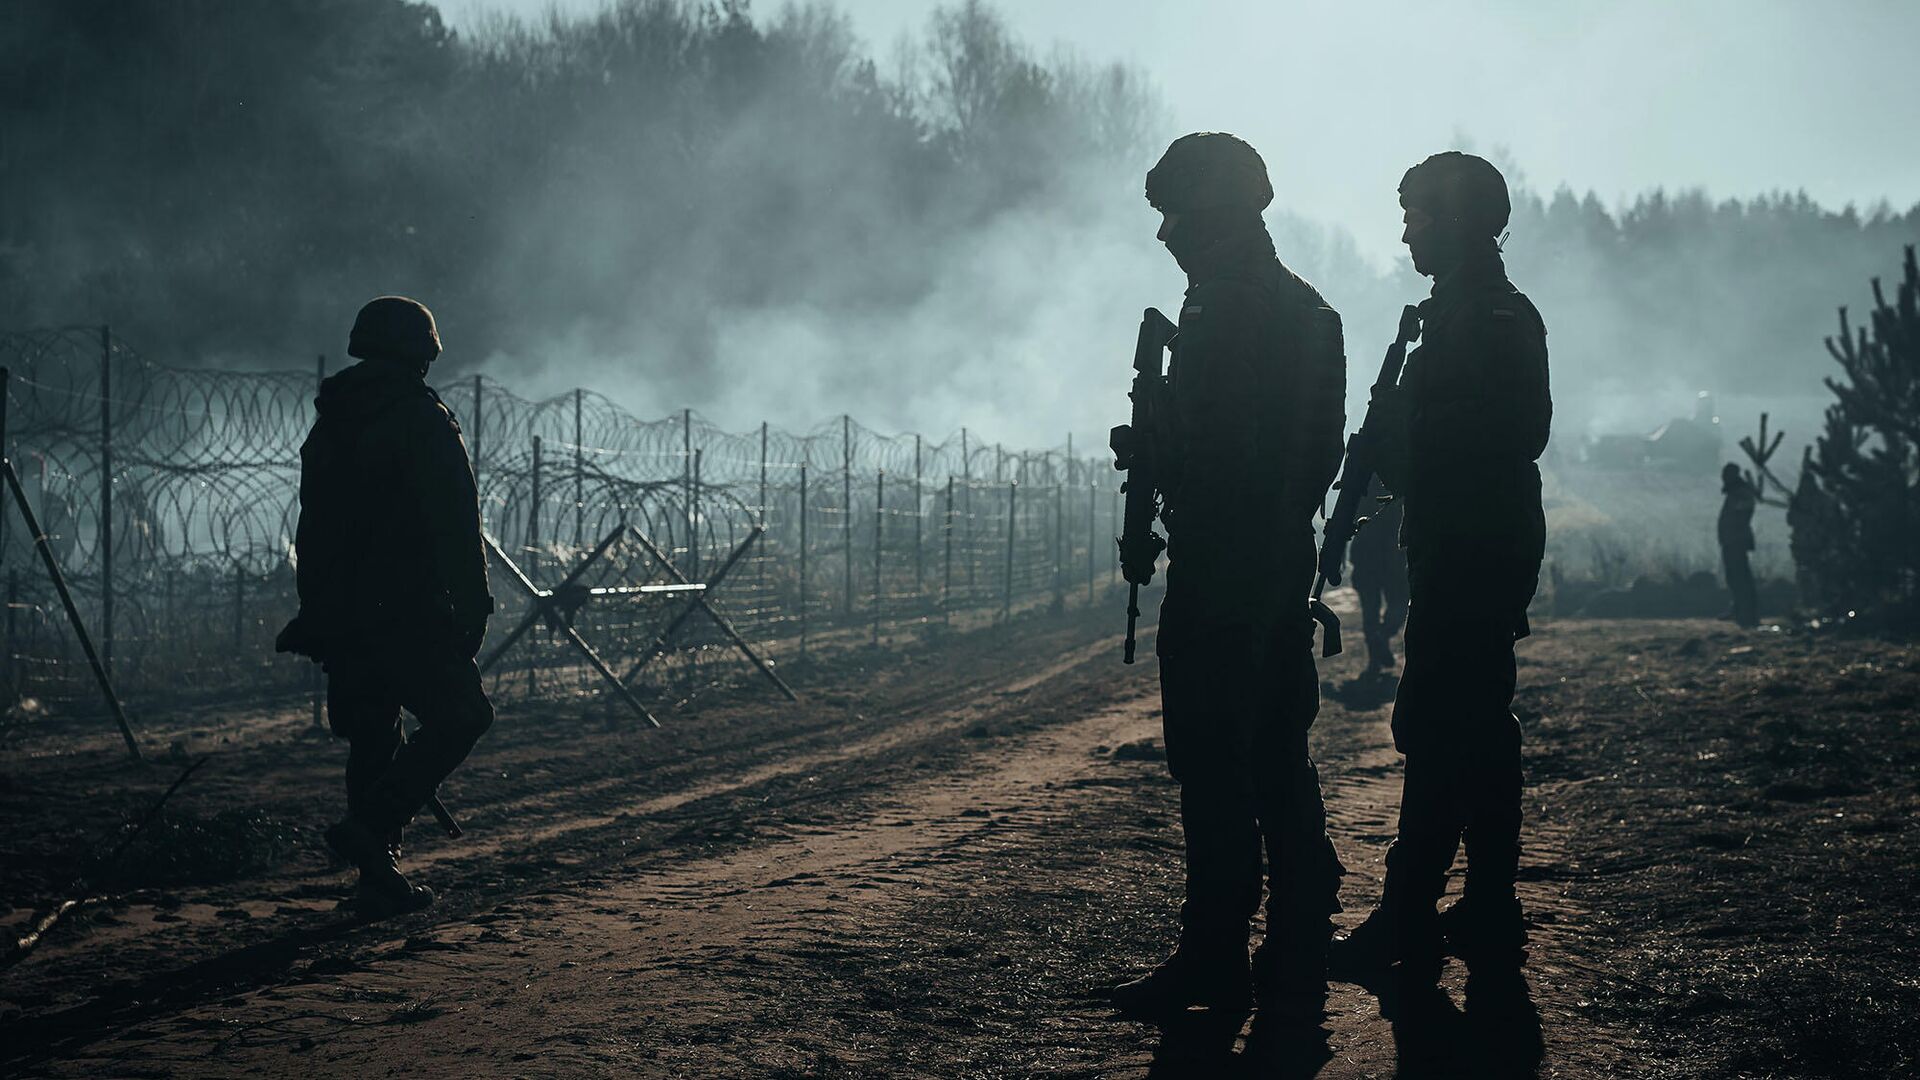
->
[[278, 296, 495, 917], [1332, 152, 1551, 982], [1718, 462, 1763, 628], [1111, 133, 1348, 1020]]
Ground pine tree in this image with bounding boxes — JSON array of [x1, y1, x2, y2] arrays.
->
[[1790, 245, 1920, 624]]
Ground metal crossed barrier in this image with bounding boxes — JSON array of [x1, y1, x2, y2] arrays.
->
[[0, 327, 1123, 744]]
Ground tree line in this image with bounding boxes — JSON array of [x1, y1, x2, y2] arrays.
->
[[2, 0, 1914, 439]]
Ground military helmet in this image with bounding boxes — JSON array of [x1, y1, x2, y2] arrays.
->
[[348, 296, 442, 364], [1145, 132, 1274, 214], [1399, 151, 1510, 237]]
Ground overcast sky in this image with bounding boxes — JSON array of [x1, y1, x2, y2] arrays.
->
[[441, 0, 1919, 262]]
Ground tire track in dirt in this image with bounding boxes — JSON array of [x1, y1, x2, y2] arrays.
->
[[0, 615, 1145, 1072], [12, 620, 1654, 1078], [7, 618, 1666, 1068], [407, 633, 1128, 869], [27, 692, 1171, 1077]]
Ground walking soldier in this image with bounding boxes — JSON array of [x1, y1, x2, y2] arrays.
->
[[278, 296, 495, 917]]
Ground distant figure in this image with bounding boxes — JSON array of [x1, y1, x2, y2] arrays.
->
[[277, 296, 495, 917], [1348, 475, 1408, 672], [1718, 463, 1761, 627], [1333, 153, 1551, 983], [1109, 132, 1348, 1020]]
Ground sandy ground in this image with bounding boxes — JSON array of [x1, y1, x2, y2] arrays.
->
[[2, 606, 1915, 1078]]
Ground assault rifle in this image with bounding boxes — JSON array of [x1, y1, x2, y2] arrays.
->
[[1109, 307, 1178, 664], [1311, 304, 1423, 657]]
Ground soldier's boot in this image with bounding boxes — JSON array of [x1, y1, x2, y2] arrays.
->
[[1251, 921, 1332, 1021], [1440, 894, 1527, 970], [1450, 759, 1525, 969], [1330, 851, 1444, 984], [1329, 902, 1442, 985], [1110, 940, 1251, 1019], [327, 817, 434, 919], [1364, 630, 1395, 673]]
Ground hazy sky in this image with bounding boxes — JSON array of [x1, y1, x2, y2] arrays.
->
[[442, 0, 1920, 263]]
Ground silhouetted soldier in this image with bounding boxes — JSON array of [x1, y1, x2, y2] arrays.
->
[[1111, 133, 1347, 1019], [1349, 475, 1408, 672], [278, 296, 495, 917], [1718, 463, 1761, 628], [1333, 153, 1550, 981]]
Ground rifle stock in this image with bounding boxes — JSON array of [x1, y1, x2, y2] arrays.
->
[[1311, 304, 1422, 657], [1111, 307, 1177, 664]]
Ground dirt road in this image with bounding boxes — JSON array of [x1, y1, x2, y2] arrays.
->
[[3, 611, 1915, 1078]]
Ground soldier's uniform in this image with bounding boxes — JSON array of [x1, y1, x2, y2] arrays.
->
[[1348, 475, 1408, 672], [1718, 464, 1760, 627], [1339, 152, 1550, 977], [1113, 133, 1347, 1018], [283, 296, 494, 915]]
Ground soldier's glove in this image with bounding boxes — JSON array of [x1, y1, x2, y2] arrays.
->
[[1117, 530, 1167, 587]]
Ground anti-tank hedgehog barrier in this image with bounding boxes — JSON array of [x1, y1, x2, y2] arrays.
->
[[0, 328, 1118, 736]]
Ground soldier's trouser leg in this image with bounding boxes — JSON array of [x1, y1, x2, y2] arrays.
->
[[1255, 637, 1343, 937], [1160, 635, 1265, 951], [1354, 574, 1390, 669], [1383, 571, 1410, 643], [1387, 614, 1522, 909], [327, 665, 404, 822], [1722, 547, 1758, 627], [365, 657, 496, 830]]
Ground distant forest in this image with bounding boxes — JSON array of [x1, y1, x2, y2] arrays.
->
[[3, 0, 1916, 433], [1, 1, 1156, 369]]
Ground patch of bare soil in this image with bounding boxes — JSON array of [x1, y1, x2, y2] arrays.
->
[[1524, 621, 1920, 1079], [2, 613, 1914, 1078]]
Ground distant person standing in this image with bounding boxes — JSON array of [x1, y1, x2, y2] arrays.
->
[[277, 297, 495, 917], [1348, 475, 1408, 673], [1109, 133, 1348, 1020], [1718, 463, 1761, 628], [1333, 153, 1550, 983]]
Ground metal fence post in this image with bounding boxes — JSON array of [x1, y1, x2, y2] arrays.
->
[[529, 435, 543, 563], [799, 460, 809, 658], [692, 448, 703, 576], [873, 469, 884, 645], [1003, 480, 1016, 624], [233, 564, 245, 654], [99, 324, 113, 675], [1088, 477, 1097, 604], [573, 387, 585, 547], [758, 421, 769, 594], [913, 434, 923, 602], [1054, 446, 1066, 611], [943, 475, 954, 623], [683, 407, 694, 574], [842, 414, 853, 616], [961, 427, 974, 600]]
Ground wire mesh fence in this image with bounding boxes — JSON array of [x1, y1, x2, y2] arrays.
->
[[0, 327, 1125, 733]]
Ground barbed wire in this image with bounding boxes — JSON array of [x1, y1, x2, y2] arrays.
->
[[0, 328, 1120, 722]]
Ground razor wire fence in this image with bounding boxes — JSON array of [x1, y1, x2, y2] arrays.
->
[[0, 327, 1127, 732]]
